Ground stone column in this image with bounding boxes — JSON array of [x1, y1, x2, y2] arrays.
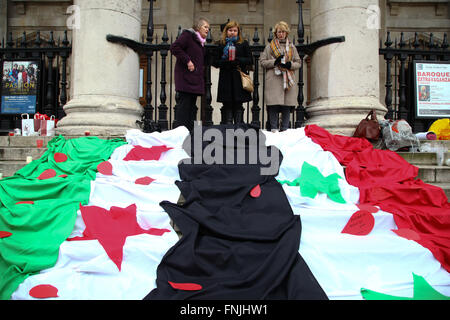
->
[[56, 0, 143, 136], [306, 0, 387, 136]]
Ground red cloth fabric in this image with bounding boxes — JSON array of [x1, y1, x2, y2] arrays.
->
[[305, 124, 450, 272], [68, 204, 170, 270], [123, 145, 172, 161]]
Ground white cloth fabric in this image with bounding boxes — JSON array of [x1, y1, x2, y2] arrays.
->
[[12, 126, 450, 300]]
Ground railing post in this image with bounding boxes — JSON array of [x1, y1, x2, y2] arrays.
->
[[441, 33, 449, 61], [143, 0, 156, 132], [204, 30, 214, 126], [172, 26, 182, 129], [44, 31, 55, 117], [397, 32, 408, 121], [295, 0, 306, 128], [19, 32, 26, 59], [428, 33, 437, 61], [5, 32, 13, 60], [58, 30, 70, 119], [383, 31, 394, 119], [158, 25, 169, 131], [250, 28, 261, 128]]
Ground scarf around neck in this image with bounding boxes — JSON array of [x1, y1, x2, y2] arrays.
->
[[222, 36, 238, 60], [195, 31, 206, 46], [270, 37, 295, 90], [270, 38, 293, 61]]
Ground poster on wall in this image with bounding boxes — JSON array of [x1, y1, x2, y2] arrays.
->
[[1, 60, 40, 114], [414, 61, 450, 118]]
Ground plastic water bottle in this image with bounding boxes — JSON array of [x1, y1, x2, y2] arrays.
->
[[228, 44, 236, 61]]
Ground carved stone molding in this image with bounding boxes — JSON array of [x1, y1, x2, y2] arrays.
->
[[200, 0, 258, 12], [389, 3, 399, 16], [435, 3, 445, 16], [14, 2, 25, 15], [201, 0, 209, 12]]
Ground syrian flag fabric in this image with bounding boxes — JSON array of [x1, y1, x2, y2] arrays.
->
[[0, 135, 127, 300], [3, 128, 188, 300], [267, 126, 450, 299], [1, 124, 449, 300]]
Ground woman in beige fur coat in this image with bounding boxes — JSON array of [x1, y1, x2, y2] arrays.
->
[[260, 21, 301, 132]]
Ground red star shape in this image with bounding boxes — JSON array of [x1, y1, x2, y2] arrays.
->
[[123, 145, 172, 161], [68, 204, 170, 271]]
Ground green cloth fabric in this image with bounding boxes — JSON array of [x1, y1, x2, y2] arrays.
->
[[361, 273, 450, 300], [278, 162, 346, 204], [0, 135, 126, 300]]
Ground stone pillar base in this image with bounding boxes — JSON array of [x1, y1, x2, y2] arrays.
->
[[305, 96, 386, 136], [56, 95, 142, 136]]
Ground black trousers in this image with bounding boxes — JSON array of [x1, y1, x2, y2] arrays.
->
[[267, 105, 291, 131], [174, 91, 198, 131], [222, 102, 244, 124]]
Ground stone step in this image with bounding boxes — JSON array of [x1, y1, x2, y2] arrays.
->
[[397, 152, 449, 166], [0, 135, 124, 148], [416, 165, 450, 183], [0, 147, 47, 161], [0, 136, 52, 148], [0, 161, 28, 178]]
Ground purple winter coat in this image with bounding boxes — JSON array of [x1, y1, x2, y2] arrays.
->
[[170, 29, 206, 95]]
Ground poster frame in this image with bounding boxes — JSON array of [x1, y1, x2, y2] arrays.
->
[[0, 59, 41, 115], [413, 60, 450, 119]]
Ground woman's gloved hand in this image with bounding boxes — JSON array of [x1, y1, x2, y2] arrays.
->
[[280, 61, 291, 70], [274, 55, 284, 66]]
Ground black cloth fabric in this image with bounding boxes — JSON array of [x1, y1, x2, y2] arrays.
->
[[145, 124, 327, 300]]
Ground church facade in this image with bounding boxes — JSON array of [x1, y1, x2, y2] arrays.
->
[[0, 0, 449, 135]]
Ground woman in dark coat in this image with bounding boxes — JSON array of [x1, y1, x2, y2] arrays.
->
[[212, 20, 253, 124], [170, 17, 210, 131]]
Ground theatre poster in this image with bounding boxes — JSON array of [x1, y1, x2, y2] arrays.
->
[[1, 60, 40, 114], [414, 61, 450, 118]]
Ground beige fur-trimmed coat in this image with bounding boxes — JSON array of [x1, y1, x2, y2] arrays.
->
[[260, 41, 301, 107]]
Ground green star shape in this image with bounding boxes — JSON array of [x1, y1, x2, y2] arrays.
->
[[278, 162, 346, 204], [361, 273, 450, 300]]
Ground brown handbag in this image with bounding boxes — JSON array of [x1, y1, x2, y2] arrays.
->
[[353, 109, 381, 141], [237, 67, 254, 93]]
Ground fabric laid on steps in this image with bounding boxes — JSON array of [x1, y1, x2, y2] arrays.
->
[[263, 127, 450, 299], [0, 135, 126, 300], [145, 124, 328, 300], [7, 125, 450, 300], [10, 129, 189, 300], [304, 124, 450, 274]]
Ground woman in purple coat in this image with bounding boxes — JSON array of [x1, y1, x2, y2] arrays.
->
[[170, 17, 210, 131]]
